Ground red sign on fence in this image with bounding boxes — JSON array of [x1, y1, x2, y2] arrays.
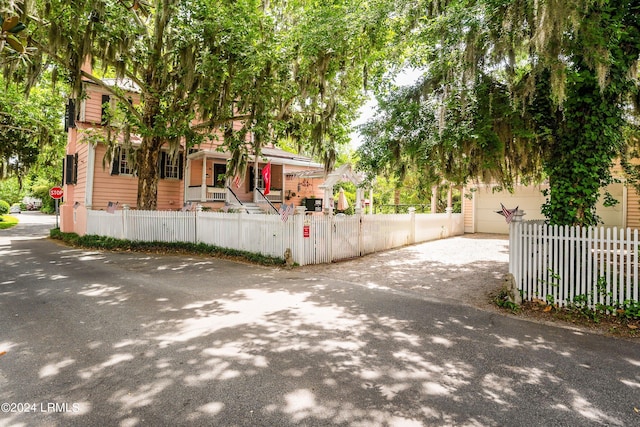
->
[[49, 186, 64, 199], [303, 225, 310, 238]]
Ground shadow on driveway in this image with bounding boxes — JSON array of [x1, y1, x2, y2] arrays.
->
[[297, 234, 510, 308]]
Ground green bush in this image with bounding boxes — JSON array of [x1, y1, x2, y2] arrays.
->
[[31, 185, 56, 213], [0, 200, 9, 215]]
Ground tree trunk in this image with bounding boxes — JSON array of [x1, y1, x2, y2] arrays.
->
[[431, 185, 438, 213], [137, 64, 163, 210], [136, 135, 163, 210], [394, 188, 400, 213]]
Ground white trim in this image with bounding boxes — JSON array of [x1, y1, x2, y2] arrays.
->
[[186, 149, 322, 168], [623, 183, 628, 229], [79, 98, 86, 122], [85, 143, 95, 207]]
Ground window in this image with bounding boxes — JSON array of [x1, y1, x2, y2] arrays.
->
[[101, 94, 111, 125], [159, 151, 183, 180], [119, 149, 133, 175], [111, 147, 134, 176]]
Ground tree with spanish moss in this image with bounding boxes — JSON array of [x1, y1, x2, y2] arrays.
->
[[360, 0, 640, 226], [10, 0, 392, 209]]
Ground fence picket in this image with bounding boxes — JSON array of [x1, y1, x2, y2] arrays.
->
[[631, 229, 640, 301], [509, 222, 640, 312]]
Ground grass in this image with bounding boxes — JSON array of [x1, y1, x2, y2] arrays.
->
[[49, 228, 287, 267], [0, 215, 19, 229]]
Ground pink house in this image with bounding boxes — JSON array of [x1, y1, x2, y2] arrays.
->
[[59, 78, 328, 235]]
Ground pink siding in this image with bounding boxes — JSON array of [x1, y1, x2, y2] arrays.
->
[[60, 128, 90, 233], [90, 144, 184, 211], [91, 144, 138, 210], [189, 160, 204, 186], [73, 142, 89, 204], [82, 84, 141, 124], [463, 188, 474, 232], [157, 179, 184, 210], [83, 94, 102, 124]]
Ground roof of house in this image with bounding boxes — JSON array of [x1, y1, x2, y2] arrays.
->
[[83, 78, 141, 93], [189, 145, 323, 168]]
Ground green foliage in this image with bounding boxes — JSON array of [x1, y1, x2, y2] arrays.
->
[[0, 177, 23, 205], [540, 66, 627, 226], [0, 200, 9, 215], [493, 288, 520, 313], [31, 184, 55, 213], [22, 0, 394, 209], [0, 214, 18, 229], [619, 300, 640, 320], [555, 276, 640, 323], [0, 74, 66, 186], [358, 0, 640, 227], [49, 229, 286, 267]]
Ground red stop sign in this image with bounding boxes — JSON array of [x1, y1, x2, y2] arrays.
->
[[49, 186, 64, 199]]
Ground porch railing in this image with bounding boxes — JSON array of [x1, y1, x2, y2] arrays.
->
[[256, 188, 279, 214], [254, 188, 282, 203], [186, 186, 225, 202]]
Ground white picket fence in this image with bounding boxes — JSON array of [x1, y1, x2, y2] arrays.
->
[[86, 209, 464, 266], [509, 221, 640, 309]]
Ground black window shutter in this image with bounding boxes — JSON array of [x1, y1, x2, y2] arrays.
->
[[61, 156, 66, 185], [249, 167, 255, 191], [101, 95, 110, 124], [111, 147, 121, 175], [73, 153, 78, 184], [65, 154, 75, 184], [65, 99, 76, 131], [159, 152, 166, 179], [178, 153, 184, 180]]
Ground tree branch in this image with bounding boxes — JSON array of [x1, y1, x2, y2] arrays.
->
[[0, 124, 37, 133], [190, 114, 253, 131]]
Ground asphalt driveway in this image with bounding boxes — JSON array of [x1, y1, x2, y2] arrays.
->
[[1, 216, 638, 426], [299, 233, 510, 308]]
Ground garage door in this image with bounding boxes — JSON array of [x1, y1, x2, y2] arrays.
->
[[471, 183, 625, 234]]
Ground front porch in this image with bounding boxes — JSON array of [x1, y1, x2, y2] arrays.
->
[[185, 151, 283, 206], [185, 186, 282, 204]]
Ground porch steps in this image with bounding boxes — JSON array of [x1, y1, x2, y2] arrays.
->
[[225, 202, 277, 214], [243, 203, 266, 214]]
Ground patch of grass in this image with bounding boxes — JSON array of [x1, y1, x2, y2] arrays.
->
[[0, 215, 19, 229], [49, 228, 286, 267]]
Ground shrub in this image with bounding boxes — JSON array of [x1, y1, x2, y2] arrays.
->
[[0, 200, 9, 215], [31, 185, 56, 213]]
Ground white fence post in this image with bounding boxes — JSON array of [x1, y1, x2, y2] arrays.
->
[[195, 205, 201, 244], [294, 206, 306, 265], [122, 204, 130, 240], [408, 207, 416, 244], [508, 209, 525, 293], [447, 206, 453, 237]]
